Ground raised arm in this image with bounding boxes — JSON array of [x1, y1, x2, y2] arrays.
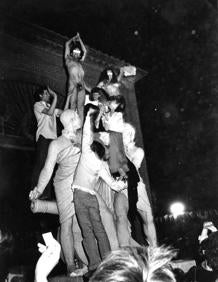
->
[[41, 87, 58, 116], [77, 33, 87, 62], [81, 110, 94, 152], [64, 36, 75, 60], [29, 142, 58, 200]]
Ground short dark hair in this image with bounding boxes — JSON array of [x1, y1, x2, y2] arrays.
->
[[84, 103, 98, 119], [69, 41, 84, 60], [109, 95, 126, 112], [91, 140, 105, 160], [90, 87, 109, 102], [34, 86, 47, 101]]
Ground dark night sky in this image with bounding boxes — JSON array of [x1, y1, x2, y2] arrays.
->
[[1, 0, 218, 215]]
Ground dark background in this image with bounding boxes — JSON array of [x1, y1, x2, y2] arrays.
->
[[1, 0, 218, 216]]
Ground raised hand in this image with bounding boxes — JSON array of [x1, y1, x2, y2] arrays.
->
[[35, 239, 61, 281]]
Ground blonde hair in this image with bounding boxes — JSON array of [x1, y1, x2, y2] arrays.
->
[[90, 246, 176, 282], [60, 110, 81, 141]]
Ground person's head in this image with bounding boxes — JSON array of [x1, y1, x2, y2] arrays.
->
[[109, 95, 126, 112], [90, 87, 109, 103], [200, 231, 218, 271], [91, 140, 107, 160], [70, 41, 84, 61], [98, 67, 118, 84], [60, 110, 81, 139], [123, 123, 136, 147], [35, 86, 50, 103], [84, 103, 99, 120], [90, 246, 176, 282]]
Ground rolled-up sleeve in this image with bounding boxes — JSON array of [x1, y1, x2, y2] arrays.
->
[[34, 102, 45, 121]]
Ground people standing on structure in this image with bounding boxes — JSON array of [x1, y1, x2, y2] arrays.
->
[[72, 109, 126, 277], [123, 122, 157, 247], [29, 108, 83, 277], [31, 86, 62, 200], [65, 33, 87, 124]]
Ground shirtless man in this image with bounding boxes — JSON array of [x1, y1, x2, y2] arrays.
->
[[65, 33, 87, 123]]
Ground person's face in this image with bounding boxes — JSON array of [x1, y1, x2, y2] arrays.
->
[[40, 90, 50, 103], [72, 48, 81, 60], [71, 116, 82, 130], [109, 100, 119, 111], [107, 70, 113, 81]]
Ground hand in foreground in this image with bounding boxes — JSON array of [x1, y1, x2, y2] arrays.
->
[[29, 187, 41, 201], [35, 239, 61, 282]]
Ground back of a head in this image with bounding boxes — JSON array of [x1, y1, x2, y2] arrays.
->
[[91, 140, 105, 160], [90, 246, 176, 282], [109, 95, 126, 112], [60, 109, 81, 130]]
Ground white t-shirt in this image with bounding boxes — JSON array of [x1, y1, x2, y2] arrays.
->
[[34, 101, 61, 141]]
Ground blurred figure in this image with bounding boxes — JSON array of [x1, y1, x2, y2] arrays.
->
[[35, 236, 61, 282], [90, 246, 176, 282], [184, 222, 218, 282], [0, 224, 14, 281]]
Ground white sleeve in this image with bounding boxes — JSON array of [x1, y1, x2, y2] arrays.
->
[[34, 102, 45, 121]]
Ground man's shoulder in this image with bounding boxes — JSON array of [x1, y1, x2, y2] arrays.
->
[[34, 101, 44, 109]]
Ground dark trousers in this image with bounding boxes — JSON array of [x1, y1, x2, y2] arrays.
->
[[31, 135, 53, 199], [74, 189, 111, 270]]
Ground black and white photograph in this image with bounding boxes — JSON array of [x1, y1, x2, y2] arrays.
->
[[0, 1, 218, 281]]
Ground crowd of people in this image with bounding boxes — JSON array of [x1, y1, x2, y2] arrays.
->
[[1, 33, 218, 282], [28, 33, 158, 280]]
